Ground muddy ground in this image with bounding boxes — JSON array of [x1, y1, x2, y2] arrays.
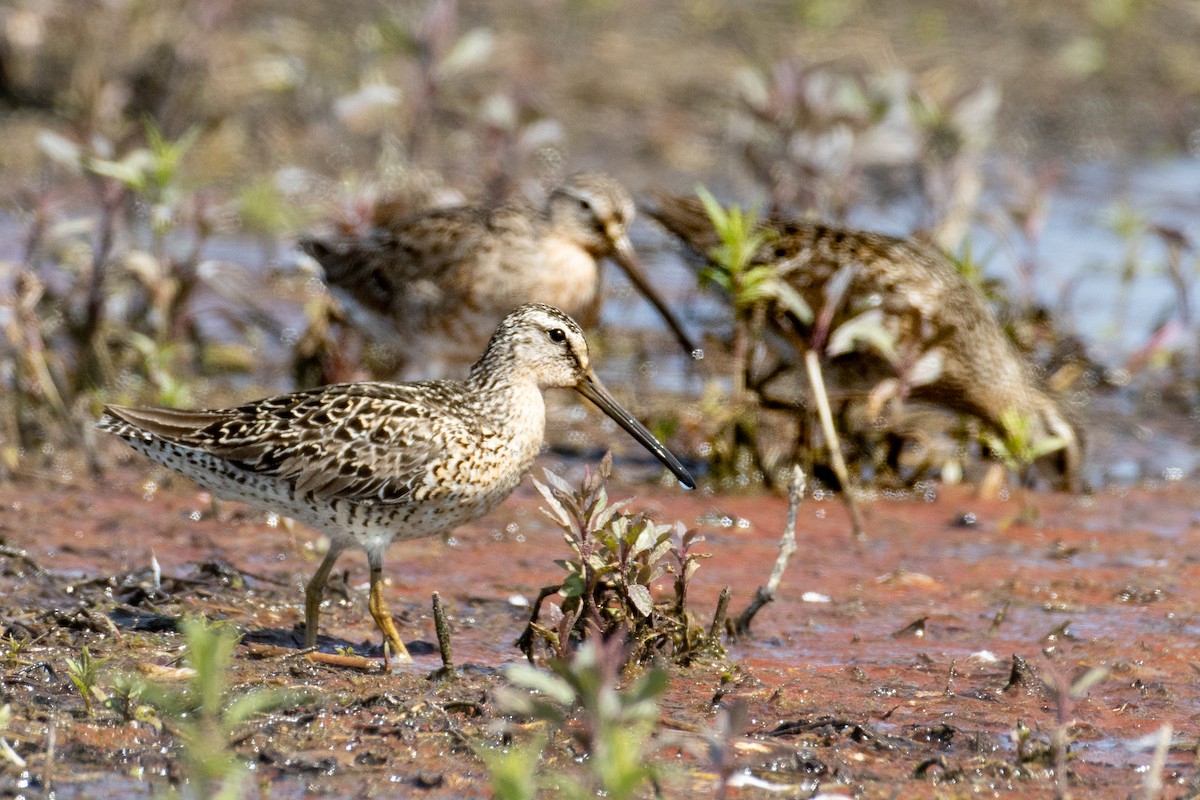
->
[[0, 452, 1198, 798]]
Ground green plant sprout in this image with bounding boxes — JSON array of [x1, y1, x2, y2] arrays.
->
[[982, 407, 1070, 485], [65, 645, 110, 718], [694, 185, 815, 487], [141, 617, 301, 800], [103, 673, 160, 728], [516, 454, 719, 665], [696, 185, 812, 402], [127, 333, 194, 408], [483, 637, 669, 800]]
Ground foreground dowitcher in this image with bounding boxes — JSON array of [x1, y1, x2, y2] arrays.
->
[[649, 191, 1082, 490], [98, 304, 694, 660], [301, 173, 698, 378]]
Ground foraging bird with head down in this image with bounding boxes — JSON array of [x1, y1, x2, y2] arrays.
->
[[98, 304, 695, 661], [301, 172, 699, 379], [648, 190, 1083, 490]]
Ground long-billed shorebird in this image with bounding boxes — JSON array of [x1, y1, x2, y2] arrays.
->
[[98, 304, 694, 661], [300, 173, 698, 378], [648, 191, 1082, 490]]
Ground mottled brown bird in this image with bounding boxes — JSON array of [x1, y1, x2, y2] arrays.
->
[[98, 304, 694, 661], [301, 173, 698, 379], [648, 191, 1082, 490]]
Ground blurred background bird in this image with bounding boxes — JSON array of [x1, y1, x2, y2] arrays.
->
[[298, 173, 698, 382], [649, 190, 1082, 491]]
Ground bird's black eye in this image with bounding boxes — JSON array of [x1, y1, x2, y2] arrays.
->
[[548, 327, 567, 343], [577, 197, 591, 212]]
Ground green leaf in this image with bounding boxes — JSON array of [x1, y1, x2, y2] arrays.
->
[[646, 538, 673, 566], [87, 149, 153, 189], [624, 668, 669, 709], [1027, 434, 1069, 461], [640, 565, 668, 586], [223, 688, 298, 729], [561, 573, 586, 598], [504, 664, 577, 706], [542, 468, 575, 496], [696, 185, 729, 234], [533, 478, 571, 527], [473, 735, 546, 800], [626, 584, 654, 617]]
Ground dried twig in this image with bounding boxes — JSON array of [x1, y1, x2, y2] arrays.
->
[[429, 592, 455, 680], [733, 466, 805, 634], [804, 350, 866, 541], [243, 642, 382, 672]]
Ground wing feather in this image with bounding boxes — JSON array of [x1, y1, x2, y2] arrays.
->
[[106, 382, 479, 506]]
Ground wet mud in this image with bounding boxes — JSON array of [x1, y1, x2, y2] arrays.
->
[[1, 455, 1198, 798]]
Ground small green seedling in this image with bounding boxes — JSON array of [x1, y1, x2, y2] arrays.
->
[[483, 637, 669, 800], [65, 646, 110, 718], [142, 617, 301, 800]]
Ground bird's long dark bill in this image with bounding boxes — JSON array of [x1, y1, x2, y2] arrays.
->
[[575, 371, 696, 489], [612, 237, 701, 358]]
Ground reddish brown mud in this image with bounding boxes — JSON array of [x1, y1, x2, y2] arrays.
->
[[0, 457, 1198, 798]]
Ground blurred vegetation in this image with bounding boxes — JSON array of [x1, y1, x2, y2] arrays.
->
[[0, 0, 1196, 485], [484, 637, 669, 800]]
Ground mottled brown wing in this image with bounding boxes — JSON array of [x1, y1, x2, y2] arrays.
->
[[150, 384, 475, 505], [301, 206, 494, 317]]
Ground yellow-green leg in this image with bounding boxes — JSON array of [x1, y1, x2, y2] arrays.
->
[[304, 542, 346, 648], [368, 558, 411, 662]]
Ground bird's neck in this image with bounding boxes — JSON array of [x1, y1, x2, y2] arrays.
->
[[463, 353, 547, 475], [465, 348, 546, 422]]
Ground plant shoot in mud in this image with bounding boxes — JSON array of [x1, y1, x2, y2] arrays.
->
[[141, 617, 301, 800], [65, 645, 109, 718], [982, 407, 1070, 513], [516, 454, 721, 665], [484, 636, 668, 800], [693, 185, 813, 487]]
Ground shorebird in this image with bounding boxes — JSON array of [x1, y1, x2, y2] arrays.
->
[[300, 173, 698, 379], [98, 304, 695, 661], [648, 191, 1082, 491]]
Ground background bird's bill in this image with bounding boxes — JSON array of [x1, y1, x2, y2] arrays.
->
[[574, 370, 696, 489], [610, 235, 702, 359]]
